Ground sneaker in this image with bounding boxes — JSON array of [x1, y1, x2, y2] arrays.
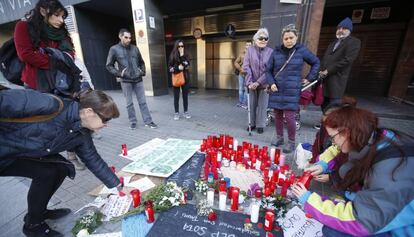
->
[[241, 104, 248, 110], [296, 121, 301, 131], [24, 208, 71, 223], [130, 123, 137, 130], [283, 140, 296, 153], [23, 222, 63, 237], [236, 103, 242, 107], [271, 136, 284, 147], [313, 124, 321, 130], [145, 122, 158, 129], [184, 112, 191, 119], [257, 127, 264, 134], [174, 113, 179, 120]]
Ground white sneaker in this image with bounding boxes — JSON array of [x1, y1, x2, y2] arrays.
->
[[184, 112, 191, 119], [174, 113, 179, 120]]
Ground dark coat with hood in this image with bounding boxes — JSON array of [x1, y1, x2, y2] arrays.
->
[[0, 89, 120, 188], [266, 44, 320, 111]]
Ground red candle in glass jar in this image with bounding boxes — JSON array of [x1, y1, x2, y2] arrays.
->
[[121, 144, 128, 156], [263, 169, 269, 179], [219, 179, 227, 192], [145, 201, 155, 223], [281, 180, 289, 197], [264, 211, 275, 231], [274, 149, 280, 164], [130, 189, 141, 208], [228, 186, 234, 199], [264, 187, 272, 197], [271, 169, 279, 183], [298, 171, 313, 189], [231, 187, 240, 211], [255, 189, 262, 199]]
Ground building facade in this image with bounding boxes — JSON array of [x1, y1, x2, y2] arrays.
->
[[1, 0, 413, 103]]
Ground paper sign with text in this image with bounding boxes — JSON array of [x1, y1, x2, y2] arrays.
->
[[278, 206, 323, 237]]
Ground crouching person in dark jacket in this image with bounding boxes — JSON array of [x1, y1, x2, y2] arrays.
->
[[0, 89, 121, 237]]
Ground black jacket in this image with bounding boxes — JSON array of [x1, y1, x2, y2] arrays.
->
[[106, 42, 146, 83], [0, 89, 120, 188]]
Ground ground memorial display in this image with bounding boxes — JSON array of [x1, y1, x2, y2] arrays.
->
[[78, 135, 321, 237], [147, 204, 283, 237]]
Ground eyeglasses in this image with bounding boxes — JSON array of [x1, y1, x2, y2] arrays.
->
[[96, 112, 111, 124], [178, 45, 184, 48], [329, 130, 342, 140], [257, 37, 269, 42]]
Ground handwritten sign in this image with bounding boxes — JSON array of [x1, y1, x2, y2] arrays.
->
[[277, 206, 323, 237], [101, 195, 132, 221], [147, 204, 282, 237]]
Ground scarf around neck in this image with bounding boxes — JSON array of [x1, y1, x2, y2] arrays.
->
[[43, 23, 73, 52]]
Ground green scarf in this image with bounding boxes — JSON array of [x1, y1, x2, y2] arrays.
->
[[43, 24, 73, 52]]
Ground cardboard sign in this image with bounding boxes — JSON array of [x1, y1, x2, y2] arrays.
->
[[278, 206, 323, 237]]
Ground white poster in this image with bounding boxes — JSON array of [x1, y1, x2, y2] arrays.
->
[[119, 138, 165, 161], [122, 139, 201, 177], [278, 206, 323, 237]]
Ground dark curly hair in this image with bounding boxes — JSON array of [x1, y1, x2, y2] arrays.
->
[[24, 0, 70, 48]]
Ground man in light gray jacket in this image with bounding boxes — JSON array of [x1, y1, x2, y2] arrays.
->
[[106, 28, 157, 130]]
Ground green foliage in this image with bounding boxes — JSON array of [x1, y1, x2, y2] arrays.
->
[[71, 210, 103, 236]]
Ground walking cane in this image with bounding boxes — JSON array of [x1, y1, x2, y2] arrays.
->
[[301, 75, 323, 91], [247, 87, 252, 136]]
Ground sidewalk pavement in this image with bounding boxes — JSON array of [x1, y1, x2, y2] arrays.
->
[[1, 89, 413, 237]]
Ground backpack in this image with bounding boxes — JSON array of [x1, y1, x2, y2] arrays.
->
[[0, 38, 24, 86]]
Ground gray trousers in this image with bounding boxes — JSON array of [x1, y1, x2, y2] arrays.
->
[[248, 88, 269, 128], [120, 81, 153, 125]]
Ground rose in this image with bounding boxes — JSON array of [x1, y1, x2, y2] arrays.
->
[[208, 212, 217, 221]]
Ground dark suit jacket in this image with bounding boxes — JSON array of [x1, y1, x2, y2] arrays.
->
[[321, 35, 361, 98]]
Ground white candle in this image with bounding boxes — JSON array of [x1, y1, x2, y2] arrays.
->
[[250, 200, 260, 223], [255, 159, 261, 170], [270, 147, 275, 162], [233, 139, 238, 151], [219, 192, 226, 211], [244, 150, 249, 159], [217, 151, 222, 162], [207, 188, 215, 207], [222, 159, 230, 167], [280, 153, 286, 166]]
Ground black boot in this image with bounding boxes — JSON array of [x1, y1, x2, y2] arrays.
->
[[23, 222, 63, 237], [24, 208, 71, 223]]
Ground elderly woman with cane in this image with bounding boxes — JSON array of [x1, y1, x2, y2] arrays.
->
[[243, 28, 273, 134]]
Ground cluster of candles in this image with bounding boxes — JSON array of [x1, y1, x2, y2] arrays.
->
[[200, 134, 313, 224]]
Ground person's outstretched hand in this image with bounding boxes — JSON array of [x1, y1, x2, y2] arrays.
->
[[292, 182, 308, 198], [305, 165, 324, 176]]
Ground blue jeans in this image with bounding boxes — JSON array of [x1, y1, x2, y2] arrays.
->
[[238, 75, 247, 105], [120, 81, 153, 125]]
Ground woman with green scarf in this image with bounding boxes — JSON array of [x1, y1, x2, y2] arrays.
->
[[14, 0, 74, 90]]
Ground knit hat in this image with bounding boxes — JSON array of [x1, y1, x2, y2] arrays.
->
[[337, 17, 353, 32]]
